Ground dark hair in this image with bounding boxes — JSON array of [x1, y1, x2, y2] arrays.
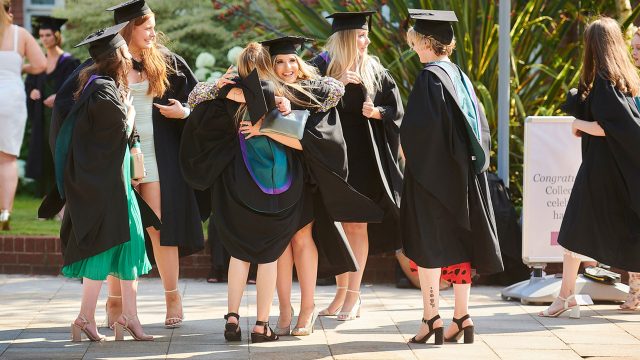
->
[[74, 46, 132, 100]]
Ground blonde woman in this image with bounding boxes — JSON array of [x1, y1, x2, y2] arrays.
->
[[0, 0, 46, 230], [539, 18, 640, 317], [311, 11, 404, 321]]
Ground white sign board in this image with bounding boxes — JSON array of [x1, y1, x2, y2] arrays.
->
[[522, 116, 592, 264]]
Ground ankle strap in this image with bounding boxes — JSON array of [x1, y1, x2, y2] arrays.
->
[[165, 289, 178, 293], [452, 314, 470, 330], [108, 295, 122, 298], [224, 312, 240, 321], [421, 314, 441, 331], [346, 289, 360, 294]]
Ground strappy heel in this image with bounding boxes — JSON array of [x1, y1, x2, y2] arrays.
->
[[409, 314, 443, 345], [444, 314, 474, 344], [319, 286, 347, 316], [337, 289, 361, 321], [538, 294, 580, 318], [291, 306, 318, 336], [224, 312, 242, 341], [113, 314, 153, 341], [164, 288, 184, 328], [71, 314, 105, 342], [251, 320, 279, 343], [0, 210, 10, 231], [274, 306, 294, 336], [105, 295, 121, 329]]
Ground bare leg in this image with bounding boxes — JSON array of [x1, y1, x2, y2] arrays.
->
[[75, 278, 105, 339], [291, 222, 318, 328], [118, 279, 152, 340], [227, 257, 250, 326], [539, 249, 580, 315], [276, 243, 293, 329], [338, 222, 368, 319], [444, 283, 473, 339], [413, 267, 443, 339], [0, 152, 18, 211], [253, 261, 277, 335], [139, 182, 181, 326], [106, 276, 122, 328]]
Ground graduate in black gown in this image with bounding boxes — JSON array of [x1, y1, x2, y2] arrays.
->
[[309, 11, 404, 321], [25, 16, 80, 199], [41, 23, 156, 342], [400, 10, 502, 345], [539, 17, 640, 318]]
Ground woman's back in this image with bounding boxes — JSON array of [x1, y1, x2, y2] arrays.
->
[[0, 24, 23, 81], [0, 24, 27, 157]]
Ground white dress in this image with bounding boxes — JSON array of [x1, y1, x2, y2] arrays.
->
[[0, 25, 26, 156], [130, 80, 159, 183]]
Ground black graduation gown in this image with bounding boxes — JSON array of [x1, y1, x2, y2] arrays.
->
[[399, 64, 503, 275], [25, 53, 80, 184], [311, 54, 404, 254], [42, 77, 159, 265], [50, 50, 207, 261], [558, 75, 640, 272]]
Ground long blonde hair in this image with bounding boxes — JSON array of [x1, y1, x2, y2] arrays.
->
[[269, 53, 322, 108], [0, 0, 11, 45], [325, 29, 385, 96], [120, 13, 172, 98], [579, 17, 640, 99]]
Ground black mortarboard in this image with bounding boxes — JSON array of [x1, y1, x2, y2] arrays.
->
[[75, 23, 128, 61], [106, 0, 152, 25], [326, 11, 375, 33], [409, 9, 458, 45], [261, 36, 312, 56], [241, 69, 277, 124], [32, 16, 67, 36]]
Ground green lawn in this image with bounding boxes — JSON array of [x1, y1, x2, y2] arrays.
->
[[3, 195, 61, 236]]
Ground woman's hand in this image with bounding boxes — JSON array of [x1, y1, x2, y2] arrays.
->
[[339, 70, 361, 85], [30, 89, 41, 101], [572, 119, 606, 137], [216, 65, 237, 89], [571, 120, 583, 137], [131, 178, 141, 189], [124, 92, 136, 120], [362, 96, 381, 119], [239, 119, 263, 139], [275, 96, 291, 115], [154, 99, 186, 119], [43, 94, 56, 108]]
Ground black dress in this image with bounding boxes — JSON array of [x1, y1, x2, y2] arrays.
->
[[400, 64, 503, 275], [25, 53, 80, 196], [559, 75, 640, 272], [311, 53, 404, 254], [50, 49, 207, 261]]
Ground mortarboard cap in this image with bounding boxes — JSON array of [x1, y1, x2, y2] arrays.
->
[[32, 16, 68, 36], [75, 22, 128, 61], [106, 0, 152, 25], [326, 11, 375, 33], [241, 69, 277, 124], [261, 36, 312, 56], [409, 9, 458, 45]]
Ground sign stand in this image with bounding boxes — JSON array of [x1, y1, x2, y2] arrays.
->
[[500, 117, 629, 304]]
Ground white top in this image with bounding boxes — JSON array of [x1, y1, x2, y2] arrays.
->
[[0, 25, 27, 156], [130, 80, 159, 183]]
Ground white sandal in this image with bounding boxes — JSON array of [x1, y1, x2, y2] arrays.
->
[[337, 290, 361, 321], [319, 286, 347, 316], [538, 294, 580, 318]]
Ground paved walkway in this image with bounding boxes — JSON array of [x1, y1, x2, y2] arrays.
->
[[0, 275, 639, 359]]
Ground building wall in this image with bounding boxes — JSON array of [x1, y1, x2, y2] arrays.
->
[[11, 0, 24, 26]]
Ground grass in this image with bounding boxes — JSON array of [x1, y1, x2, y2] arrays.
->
[[2, 195, 60, 236]]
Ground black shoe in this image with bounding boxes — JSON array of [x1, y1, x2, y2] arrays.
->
[[409, 314, 443, 345], [224, 312, 241, 341], [250, 320, 278, 343], [444, 314, 474, 344]]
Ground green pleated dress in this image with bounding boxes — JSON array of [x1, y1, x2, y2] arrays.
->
[[62, 124, 151, 281]]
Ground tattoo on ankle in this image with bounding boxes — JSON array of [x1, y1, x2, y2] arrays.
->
[[429, 287, 435, 309]]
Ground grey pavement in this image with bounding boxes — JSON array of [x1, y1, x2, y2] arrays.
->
[[0, 275, 639, 359]]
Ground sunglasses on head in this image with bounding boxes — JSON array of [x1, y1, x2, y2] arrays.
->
[[3, 3, 10, 12]]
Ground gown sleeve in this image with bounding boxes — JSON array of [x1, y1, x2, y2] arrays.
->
[[375, 70, 404, 130]]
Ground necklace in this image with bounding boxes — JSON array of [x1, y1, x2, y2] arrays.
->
[[132, 58, 143, 78]]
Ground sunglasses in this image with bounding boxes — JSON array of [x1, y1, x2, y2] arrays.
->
[[3, 4, 10, 12]]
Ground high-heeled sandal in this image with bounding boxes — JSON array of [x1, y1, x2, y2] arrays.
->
[[164, 288, 184, 329], [274, 306, 294, 336], [224, 312, 242, 341], [337, 289, 361, 321], [114, 314, 153, 341], [620, 273, 640, 311], [291, 306, 318, 336], [409, 314, 443, 345], [319, 286, 347, 316], [0, 210, 10, 231], [105, 295, 122, 329], [444, 314, 474, 344], [71, 314, 106, 342], [538, 294, 580, 318], [251, 320, 279, 343]]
